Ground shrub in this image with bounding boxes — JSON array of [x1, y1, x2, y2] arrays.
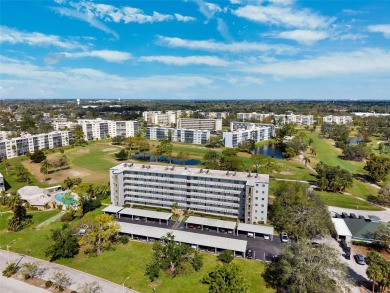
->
[[119, 235, 129, 244], [24, 274, 30, 280], [45, 280, 53, 288], [71, 291, 78, 293], [60, 211, 75, 222], [217, 250, 234, 264], [2, 263, 17, 277], [29, 206, 39, 211]]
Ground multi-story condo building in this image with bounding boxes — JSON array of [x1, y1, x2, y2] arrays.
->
[[0, 173, 5, 192], [0, 131, 12, 141], [146, 127, 210, 145], [198, 112, 230, 119], [77, 118, 139, 141], [273, 113, 314, 125], [322, 115, 353, 124], [351, 112, 390, 117], [237, 112, 274, 121], [142, 110, 194, 126], [223, 124, 273, 148], [177, 118, 222, 132], [0, 131, 73, 160], [52, 121, 78, 131], [110, 163, 269, 223], [230, 122, 275, 137]]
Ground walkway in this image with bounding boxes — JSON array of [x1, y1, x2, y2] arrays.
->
[[0, 250, 138, 293], [0, 275, 49, 293], [36, 211, 65, 229]]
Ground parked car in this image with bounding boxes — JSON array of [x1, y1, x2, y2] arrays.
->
[[227, 230, 233, 234], [354, 254, 366, 265], [203, 227, 210, 231], [188, 224, 194, 228], [195, 225, 201, 229], [134, 216, 140, 221], [264, 234, 270, 240], [247, 232, 254, 238], [350, 213, 357, 219], [342, 212, 349, 218], [345, 247, 351, 260], [281, 232, 289, 243], [246, 249, 253, 259], [219, 228, 226, 233]]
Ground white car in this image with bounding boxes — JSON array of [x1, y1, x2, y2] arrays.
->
[[281, 232, 289, 243], [264, 234, 270, 240]]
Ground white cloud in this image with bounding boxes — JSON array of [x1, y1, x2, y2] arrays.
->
[[191, 0, 223, 19], [52, 7, 119, 38], [0, 26, 84, 49], [157, 36, 296, 54], [332, 33, 367, 41], [367, 24, 390, 38], [174, 13, 196, 22], [139, 55, 229, 66], [0, 55, 213, 98], [238, 48, 390, 78], [271, 30, 329, 44], [217, 18, 233, 41], [233, 4, 334, 29], [227, 75, 263, 85], [61, 50, 132, 63]]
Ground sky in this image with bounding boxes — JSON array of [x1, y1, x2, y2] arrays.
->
[[0, 0, 390, 100]]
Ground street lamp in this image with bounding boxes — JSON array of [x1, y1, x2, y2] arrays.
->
[[122, 274, 131, 293], [6, 239, 16, 265]]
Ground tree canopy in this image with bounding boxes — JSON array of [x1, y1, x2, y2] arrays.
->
[[365, 155, 390, 183], [365, 251, 390, 293], [263, 241, 350, 293], [315, 162, 353, 192], [45, 224, 79, 261], [202, 263, 248, 293], [270, 182, 334, 239]]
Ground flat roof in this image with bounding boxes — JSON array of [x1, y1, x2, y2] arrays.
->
[[332, 218, 352, 237], [102, 205, 124, 214], [111, 163, 269, 184], [186, 216, 236, 230], [119, 222, 247, 252], [237, 223, 274, 235], [119, 208, 172, 220]]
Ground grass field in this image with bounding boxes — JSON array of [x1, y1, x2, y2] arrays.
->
[[317, 191, 383, 211], [0, 207, 273, 293]]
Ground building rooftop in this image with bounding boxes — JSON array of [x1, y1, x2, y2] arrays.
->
[[18, 186, 46, 198], [119, 207, 173, 220], [186, 216, 236, 230], [343, 218, 385, 240], [111, 163, 269, 184], [332, 218, 352, 237], [119, 222, 248, 252], [102, 205, 124, 214], [237, 223, 274, 235]]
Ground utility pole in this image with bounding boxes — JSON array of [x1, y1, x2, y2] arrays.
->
[[122, 274, 130, 293], [6, 239, 16, 264]]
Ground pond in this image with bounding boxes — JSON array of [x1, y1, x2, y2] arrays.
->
[[132, 153, 201, 166], [348, 137, 362, 145], [252, 144, 284, 159]]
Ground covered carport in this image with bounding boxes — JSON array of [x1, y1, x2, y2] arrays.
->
[[237, 223, 274, 240], [332, 218, 352, 242], [119, 222, 247, 257], [102, 205, 124, 218], [186, 216, 236, 233], [118, 207, 172, 225]]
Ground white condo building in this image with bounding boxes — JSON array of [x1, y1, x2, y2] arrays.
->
[[0, 173, 4, 192], [146, 127, 210, 145], [142, 110, 194, 126], [273, 113, 314, 125], [198, 112, 230, 119], [77, 118, 139, 141], [237, 112, 274, 121], [322, 115, 353, 124], [351, 112, 390, 117], [223, 123, 274, 148], [110, 163, 269, 223], [52, 121, 78, 131], [0, 131, 73, 160], [177, 118, 222, 131]]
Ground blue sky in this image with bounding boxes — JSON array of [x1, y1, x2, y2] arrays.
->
[[0, 0, 389, 100]]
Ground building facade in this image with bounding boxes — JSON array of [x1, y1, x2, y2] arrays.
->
[[52, 121, 78, 131], [142, 110, 195, 126], [198, 112, 230, 119], [77, 118, 139, 141], [177, 118, 222, 131], [0, 173, 4, 192], [322, 115, 353, 124], [273, 113, 314, 125], [237, 112, 273, 121], [0, 131, 74, 160], [146, 127, 210, 145], [230, 122, 275, 136], [223, 124, 273, 148], [110, 163, 269, 223]]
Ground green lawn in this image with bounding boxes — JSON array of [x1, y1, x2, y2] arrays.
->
[[317, 191, 382, 211]]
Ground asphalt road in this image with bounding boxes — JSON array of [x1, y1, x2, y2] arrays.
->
[[119, 216, 283, 260]]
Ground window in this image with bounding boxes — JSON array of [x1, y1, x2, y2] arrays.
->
[[262, 184, 265, 187], [262, 198, 264, 200], [255, 204, 258, 206], [261, 204, 264, 207], [255, 197, 258, 200], [262, 191, 265, 194]]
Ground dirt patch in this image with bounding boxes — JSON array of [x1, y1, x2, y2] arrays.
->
[[352, 245, 390, 261], [280, 171, 293, 175], [103, 147, 118, 152], [77, 148, 90, 154]]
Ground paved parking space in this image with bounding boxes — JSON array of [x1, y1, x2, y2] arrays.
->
[[118, 217, 283, 260]]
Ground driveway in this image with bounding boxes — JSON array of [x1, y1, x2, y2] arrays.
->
[[0, 250, 138, 293]]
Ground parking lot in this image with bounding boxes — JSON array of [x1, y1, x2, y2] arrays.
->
[[119, 216, 283, 261]]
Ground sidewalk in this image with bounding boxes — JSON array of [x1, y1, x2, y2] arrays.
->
[[0, 250, 138, 293]]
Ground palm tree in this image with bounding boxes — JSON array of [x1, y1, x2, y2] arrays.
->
[[303, 156, 310, 167], [40, 159, 51, 182], [308, 138, 314, 146], [366, 264, 383, 293]]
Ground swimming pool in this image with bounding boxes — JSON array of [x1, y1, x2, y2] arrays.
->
[[55, 193, 77, 205]]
